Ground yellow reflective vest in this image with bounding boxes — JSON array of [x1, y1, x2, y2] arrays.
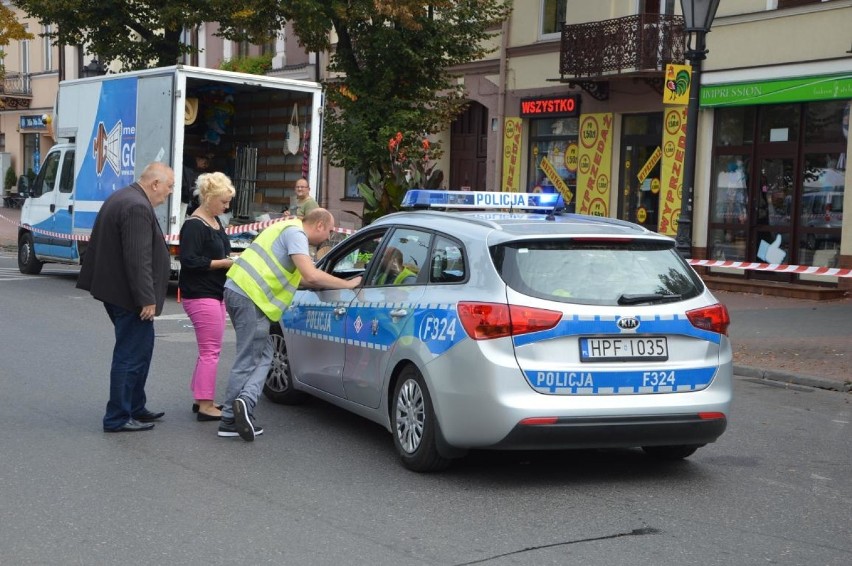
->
[[226, 219, 303, 321], [376, 266, 418, 286]]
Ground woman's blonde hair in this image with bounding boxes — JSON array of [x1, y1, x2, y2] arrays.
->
[[196, 172, 235, 205]]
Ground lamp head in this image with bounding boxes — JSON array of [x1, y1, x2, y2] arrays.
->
[[681, 0, 721, 33]]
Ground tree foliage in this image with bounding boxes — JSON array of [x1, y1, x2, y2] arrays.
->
[[213, 0, 512, 178], [16, 0, 512, 185], [15, 0, 213, 69], [0, 5, 33, 77]]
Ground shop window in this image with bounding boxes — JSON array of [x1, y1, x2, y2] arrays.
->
[[805, 100, 850, 145], [714, 107, 755, 147], [540, 0, 566, 37], [528, 117, 578, 212], [710, 155, 750, 224], [759, 104, 800, 143]]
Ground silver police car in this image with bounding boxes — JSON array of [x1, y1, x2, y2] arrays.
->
[[265, 191, 732, 472]]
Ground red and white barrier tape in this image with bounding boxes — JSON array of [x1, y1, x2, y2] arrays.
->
[[1, 213, 357, 243], [1, 212, 848, 277], [687, 259, 851, 278]]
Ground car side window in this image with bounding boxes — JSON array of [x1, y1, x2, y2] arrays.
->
[[323, 230, 386, 280], [370, 228, 431, 286], [429, 235, 466, 284]]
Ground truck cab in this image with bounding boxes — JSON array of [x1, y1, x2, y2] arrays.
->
[[18, 143, 78, 274]]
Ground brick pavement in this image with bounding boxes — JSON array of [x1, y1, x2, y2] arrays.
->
[[1, 204, 848, 392]]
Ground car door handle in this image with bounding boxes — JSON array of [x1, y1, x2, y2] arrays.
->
[[50, 204, 55, 212], [68, 204, 73, 214], [389, 308, 408, 319], [334, 307, 346, 317]]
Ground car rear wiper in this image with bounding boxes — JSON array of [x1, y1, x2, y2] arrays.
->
[[617, 293, 683, 305]]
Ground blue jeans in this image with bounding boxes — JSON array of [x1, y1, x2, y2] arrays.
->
[[103, 302, 155, 430], [221, 288, 274, 421]]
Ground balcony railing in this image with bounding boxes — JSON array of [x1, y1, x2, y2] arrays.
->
[[560, 14, 685, 80], [0, 72, 33, 97]]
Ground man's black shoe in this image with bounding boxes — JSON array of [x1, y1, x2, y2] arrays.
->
[[134, 410, 165, 422], [104, 419, 155, 433]]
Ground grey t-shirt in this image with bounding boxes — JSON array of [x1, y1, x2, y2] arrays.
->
[[225, 226, 310, 297]]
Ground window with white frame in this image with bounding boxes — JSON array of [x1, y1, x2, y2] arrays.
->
[[42, 25, 53, 71], [541, 0, 566, 37]]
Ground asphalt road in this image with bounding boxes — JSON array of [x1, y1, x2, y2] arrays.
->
[[0, 253, 850, 566]]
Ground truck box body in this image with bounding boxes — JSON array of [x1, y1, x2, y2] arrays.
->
[[18, 65, 322, 275]]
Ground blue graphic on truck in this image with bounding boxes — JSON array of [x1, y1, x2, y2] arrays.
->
[[75, 77, 138, 230]]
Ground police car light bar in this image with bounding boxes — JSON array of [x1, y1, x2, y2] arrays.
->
[[401, 190, 564, 210]]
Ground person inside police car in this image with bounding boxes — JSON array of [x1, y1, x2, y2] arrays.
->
[[218, 208, 361, 441], [374, 246, 418, 286]]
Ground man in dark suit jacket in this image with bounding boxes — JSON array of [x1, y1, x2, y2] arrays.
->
[[77, 162, 174, 433]]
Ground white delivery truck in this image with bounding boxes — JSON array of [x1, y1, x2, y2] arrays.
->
[[17, 65, 322, 275]]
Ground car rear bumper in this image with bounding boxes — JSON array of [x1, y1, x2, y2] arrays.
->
[[488, 413, 727, 450]]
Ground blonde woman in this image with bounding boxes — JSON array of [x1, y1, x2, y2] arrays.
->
[[179, 172, 236, 421]]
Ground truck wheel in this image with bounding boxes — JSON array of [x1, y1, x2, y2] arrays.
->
[[18, 233, 43, 275], [263, 324, 307, 405], [392, 366, 452, 473]]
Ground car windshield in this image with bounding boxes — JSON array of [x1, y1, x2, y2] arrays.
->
[[491, 239, 704, 306]]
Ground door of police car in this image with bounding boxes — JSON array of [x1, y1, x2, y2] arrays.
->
[[342, 228, 431, 408]]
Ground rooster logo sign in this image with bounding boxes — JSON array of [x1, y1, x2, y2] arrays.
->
[[666, 69, 691, 101]]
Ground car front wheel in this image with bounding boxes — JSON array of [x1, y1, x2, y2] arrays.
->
[[392, 366, 451, 473], [263, 325, 307, 405]]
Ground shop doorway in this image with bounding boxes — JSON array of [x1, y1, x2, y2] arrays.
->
[[618, 113, 663, 231], [450, 102, 488, 190]]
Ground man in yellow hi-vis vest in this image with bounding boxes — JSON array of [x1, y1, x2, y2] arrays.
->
[[218, 208, 361, 441]]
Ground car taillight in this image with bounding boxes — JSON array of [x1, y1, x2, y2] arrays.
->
[[686, 303, 730, 336], [457, 302, 562, 340]]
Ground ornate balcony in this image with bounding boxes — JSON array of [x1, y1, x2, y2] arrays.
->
[[0, 72, 33, 109], [560, 14, 686, 100]]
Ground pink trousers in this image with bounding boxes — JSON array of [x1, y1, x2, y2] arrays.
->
[[182, 297, 226, 400]]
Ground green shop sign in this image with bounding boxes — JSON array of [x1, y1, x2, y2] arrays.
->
[[701, 74, 852, 107]]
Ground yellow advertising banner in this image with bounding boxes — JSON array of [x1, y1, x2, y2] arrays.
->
[[637, 146, 662, 183], [501, 118, 522, 192], [664, 64, 692, 106], [658, 105, 688, 235], [576, 113, 613, 216], [540, 157, 574, 204]]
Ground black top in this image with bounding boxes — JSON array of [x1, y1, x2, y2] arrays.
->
[[178, 216, 231, 300]]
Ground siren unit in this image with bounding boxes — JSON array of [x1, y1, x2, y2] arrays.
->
[[401, 190, 564, 212]]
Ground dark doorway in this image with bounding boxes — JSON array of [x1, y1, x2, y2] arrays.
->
[[618, 113, 664, 232], [450, 102, 488, 190]]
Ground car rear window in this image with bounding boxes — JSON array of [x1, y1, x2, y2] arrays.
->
[[491, 239, 704, 306]]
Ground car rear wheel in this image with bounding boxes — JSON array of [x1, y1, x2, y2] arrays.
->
[[18, 232, 43, 275], [642, 444, 700, 461], [263, 325, 307, 405], [392, 366, 451, 473]]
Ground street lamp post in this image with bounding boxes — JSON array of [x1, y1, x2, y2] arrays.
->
[[81, 58, 107, 78], [675, 0, 720, 258]]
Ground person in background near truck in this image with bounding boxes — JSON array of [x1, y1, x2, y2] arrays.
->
[[181, 153, 211, 219], [285, 177, 318, 219], [179, 172, 237, 422], [219, 208, 361, 441], [77, 162, 174, 433]]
